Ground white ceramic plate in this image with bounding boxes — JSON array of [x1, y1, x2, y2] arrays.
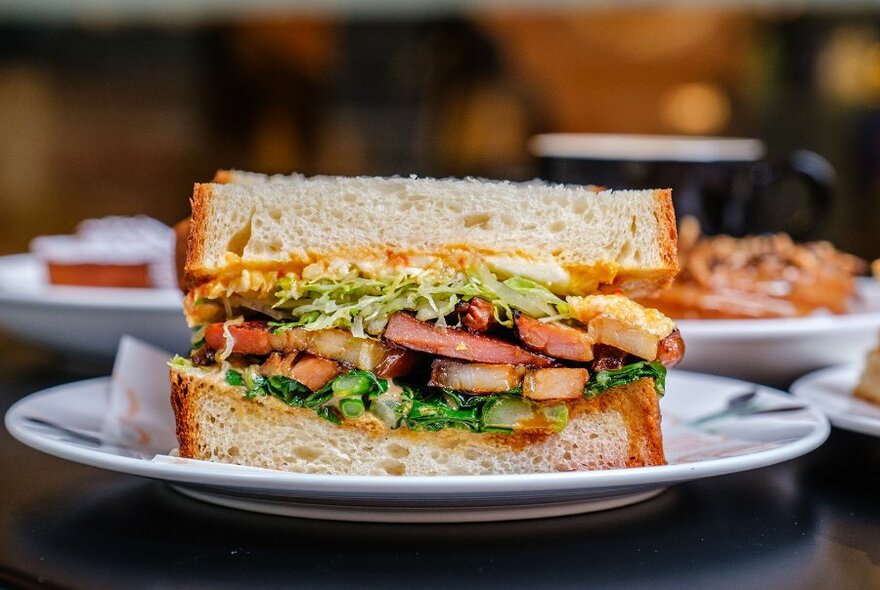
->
[[674, 279, 880, 384], [5, 371, 829, 523], [790, 364, 880, 437], [0, 254, 191, 359]]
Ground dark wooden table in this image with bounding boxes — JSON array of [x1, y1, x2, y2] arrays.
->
[[1, 341, 879, 590]]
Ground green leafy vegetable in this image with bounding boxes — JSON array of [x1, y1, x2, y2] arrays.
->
[[268, 310, 320, 333], [332, 370, 388, 397], [585, 361, 667, 398], [224, 361, 664, 433], [389, 386, 568, 434], [225, 369, 244, 387], [482, 397, 534, 432], [317, 406, 344, 425], [339, 397, 366, 418], [167, 355, 196, 372], [225, 368, 387, 424]]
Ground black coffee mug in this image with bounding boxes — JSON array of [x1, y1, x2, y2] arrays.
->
[[530, 134, 834, 239]]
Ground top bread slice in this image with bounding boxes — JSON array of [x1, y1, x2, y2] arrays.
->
[[185, 171, 677, 297]]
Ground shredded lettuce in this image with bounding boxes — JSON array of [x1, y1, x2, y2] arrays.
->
[[268, 267, 569, 336], [168, 355, 195, 371]]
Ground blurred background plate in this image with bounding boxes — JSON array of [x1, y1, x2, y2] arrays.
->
[[674, 278, 880, 385], [791, 363, 880, 437], [0, 254, 191, 360]]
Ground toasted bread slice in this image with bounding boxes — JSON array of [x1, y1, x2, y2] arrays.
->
[[184, 173, 677, 297], [170, 366, 665, 476]]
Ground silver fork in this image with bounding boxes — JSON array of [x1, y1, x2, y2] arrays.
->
[[687, 388, 806, 427]]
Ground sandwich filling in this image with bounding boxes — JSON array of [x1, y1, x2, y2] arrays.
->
[[176, 264, 683, 435]]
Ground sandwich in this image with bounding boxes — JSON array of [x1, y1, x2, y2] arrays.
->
[[169, 172, 683, 476]]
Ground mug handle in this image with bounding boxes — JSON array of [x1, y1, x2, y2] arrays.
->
[[750, 150, 834, 239]]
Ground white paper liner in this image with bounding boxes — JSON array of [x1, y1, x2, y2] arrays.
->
[[102, 335, 178, 453]]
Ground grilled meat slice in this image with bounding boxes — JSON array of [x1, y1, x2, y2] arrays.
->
[[515, 313, 594, 362], [384, 312, 553, 367], [204, 321, 416, 375], [591, 344, 629, 373], [656, 329, 685, 368], [288, 354, 342, 391], [456, 297, 496, 332]]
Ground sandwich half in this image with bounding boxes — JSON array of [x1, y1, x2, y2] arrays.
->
[[170, 172, 683, 475]]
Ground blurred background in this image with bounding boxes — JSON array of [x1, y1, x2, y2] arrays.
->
[[2, 3, 880, 259]]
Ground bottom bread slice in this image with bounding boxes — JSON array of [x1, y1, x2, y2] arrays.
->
[[170, 368, 665, 475]]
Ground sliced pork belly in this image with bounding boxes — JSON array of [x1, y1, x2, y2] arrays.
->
[[514, 313, 594, 362], [522, 368, 589, 401], [384, 312, 553, 367], [204, 321, 418, 376], [429, 359, 526, 393], [259, 352, 342, 391]]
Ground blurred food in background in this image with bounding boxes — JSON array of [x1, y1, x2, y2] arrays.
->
[[637, 216, 867, 319], [855, 341, 880, 405], [30, 216, 176, 289], [1, 6, 880, 264]]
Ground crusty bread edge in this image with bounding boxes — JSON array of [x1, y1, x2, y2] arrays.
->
[[169, 367, 665, 471], [652, 188, 679, 290], [184, 182, 213, 291]]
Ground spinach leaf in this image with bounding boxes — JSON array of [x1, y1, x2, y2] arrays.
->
[[225, 367, 388, 424], [585, 361, 667, 398], [393, 386, 523, 433]]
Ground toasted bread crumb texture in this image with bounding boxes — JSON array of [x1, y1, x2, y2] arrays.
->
[[187, 175, 676, 295], [170, 368, 664, 475], [855, 346, 880, 404]]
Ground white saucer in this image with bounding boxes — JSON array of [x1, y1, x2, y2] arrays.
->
[[0, 254, 191, 358], [791, 364, 880, 437], [5, 371, 830, 522]]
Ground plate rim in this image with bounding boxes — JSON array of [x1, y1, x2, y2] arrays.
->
[[675, 278, 880, 339], [5, 372, 831, 497], [791, 363, 880, 437]]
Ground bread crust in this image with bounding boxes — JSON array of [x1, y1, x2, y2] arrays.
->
[[170, 367, 664, 474], [184, 182, 213, 291], [183, 174, 678, 296], [653, 187, 679, 289]]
